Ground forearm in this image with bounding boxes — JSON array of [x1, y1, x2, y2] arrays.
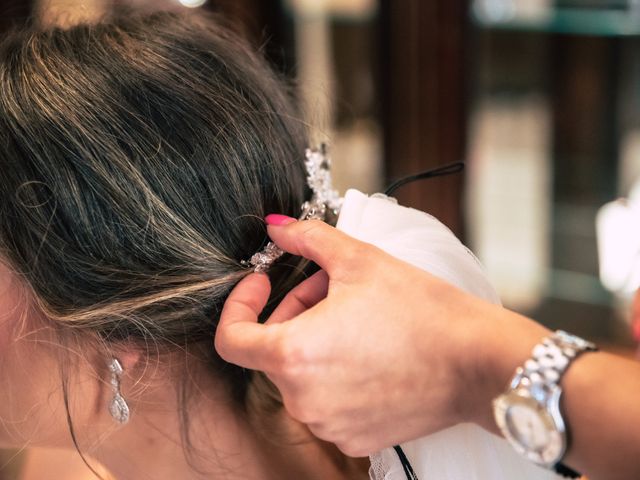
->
[[561, 351, 640, 479], [473, 304, 640, 479]]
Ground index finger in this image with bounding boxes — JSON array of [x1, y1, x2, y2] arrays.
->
[[267, 219, 369, 277], [214, 273, 281, 371]]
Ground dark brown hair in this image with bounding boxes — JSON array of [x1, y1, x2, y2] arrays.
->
[[0, 9, 312, 447]]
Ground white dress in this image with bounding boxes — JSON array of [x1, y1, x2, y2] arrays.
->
[[335, 189, 562, 480]]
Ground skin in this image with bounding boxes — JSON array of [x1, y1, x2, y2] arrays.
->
[[0, 261, 366, 480], [215, 218, 640, 480]]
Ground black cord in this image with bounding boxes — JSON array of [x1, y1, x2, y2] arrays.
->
[[384, 162, 465, 197], [384, 163, 466, 480], [393, 445, 419, 480], [554, 462, 582, 478], [384, 162, 582, 480]]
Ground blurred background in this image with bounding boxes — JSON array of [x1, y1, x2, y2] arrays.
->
[[1, 0, 640, 477]]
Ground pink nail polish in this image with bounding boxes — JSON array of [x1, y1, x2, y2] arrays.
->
[[265, 214, 297, 226]]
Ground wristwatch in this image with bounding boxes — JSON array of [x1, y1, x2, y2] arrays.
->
[[493, 330, 597, 475]]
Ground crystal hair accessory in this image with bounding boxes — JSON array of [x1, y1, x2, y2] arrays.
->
[[242, 145, 343, 273]]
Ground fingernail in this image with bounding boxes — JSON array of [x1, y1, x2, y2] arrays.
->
[[265, 214, 297, 226]]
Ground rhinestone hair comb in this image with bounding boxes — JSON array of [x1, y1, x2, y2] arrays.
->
[[242, 145, 343, 273]]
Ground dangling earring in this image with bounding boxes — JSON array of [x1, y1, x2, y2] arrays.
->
[[108, 358, 130, 425]]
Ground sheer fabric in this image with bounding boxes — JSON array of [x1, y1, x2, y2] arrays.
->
[[335, 190, 561, 480]]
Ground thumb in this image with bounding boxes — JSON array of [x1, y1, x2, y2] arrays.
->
[[214, 273, 281, 372], [266, 217, 369, 276]]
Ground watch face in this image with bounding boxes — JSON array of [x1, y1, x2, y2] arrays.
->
[[505, 403, 550, 451], [493, 390, 566, 467]]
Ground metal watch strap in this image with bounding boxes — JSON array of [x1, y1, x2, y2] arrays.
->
[[514, 330, 597, 476], [517, 330, 597, 396]]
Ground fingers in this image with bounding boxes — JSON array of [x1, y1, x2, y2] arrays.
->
[[267, 219, 368, 276], [214, 273, 279, 371], [267, 270, 329, 324]]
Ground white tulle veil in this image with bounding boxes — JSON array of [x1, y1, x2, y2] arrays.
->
[[335, 189, 562, 480]]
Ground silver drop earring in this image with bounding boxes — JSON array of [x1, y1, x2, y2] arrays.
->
[[108, 358, 130, 425]]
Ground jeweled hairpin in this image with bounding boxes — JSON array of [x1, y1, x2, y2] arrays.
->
[[242, 145, 343, 273]]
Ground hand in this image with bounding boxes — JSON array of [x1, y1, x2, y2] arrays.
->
[[214, 218, 546, 456]]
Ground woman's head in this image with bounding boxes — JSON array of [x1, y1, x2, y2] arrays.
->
[[0, 10, 309, 449]]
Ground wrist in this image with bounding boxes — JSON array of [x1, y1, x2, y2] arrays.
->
[[492, 330, 596, 474], [465, 304, 551, 432]]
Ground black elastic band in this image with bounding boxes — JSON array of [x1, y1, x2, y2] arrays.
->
[[385, 162, 581, 480], [384, 162, 466, 480], [384, 162, 465, 196], [393, 445, 419, 480], [554, 462, 582, 478]]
